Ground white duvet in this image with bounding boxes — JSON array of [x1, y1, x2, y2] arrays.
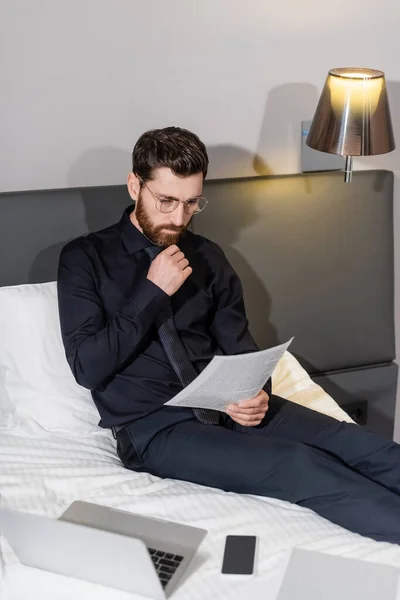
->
[[1, 353, 400, 600]]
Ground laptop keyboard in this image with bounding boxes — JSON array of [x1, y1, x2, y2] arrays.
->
[[148, 547, 184, 588]]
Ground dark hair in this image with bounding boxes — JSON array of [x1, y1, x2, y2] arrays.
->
[[132, 126, 208, 182]]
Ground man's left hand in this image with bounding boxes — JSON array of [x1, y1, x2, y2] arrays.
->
[[226, 390, 269, 427]]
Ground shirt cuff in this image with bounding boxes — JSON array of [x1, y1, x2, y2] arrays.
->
[[263, 377, 272, 397], [129, 277, 169, 317]]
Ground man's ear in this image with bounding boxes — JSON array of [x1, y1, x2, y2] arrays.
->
[[127, 172, 141, 202]]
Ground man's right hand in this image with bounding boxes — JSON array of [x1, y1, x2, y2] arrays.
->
[[147, 245, 192, 296]]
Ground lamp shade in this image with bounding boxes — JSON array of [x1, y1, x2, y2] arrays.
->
[[306, 68, 395, 156]]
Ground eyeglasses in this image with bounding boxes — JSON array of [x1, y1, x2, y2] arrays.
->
[[138, 178, 208, 215]]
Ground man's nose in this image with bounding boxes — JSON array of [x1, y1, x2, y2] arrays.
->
[[171, 202, 186, 225]]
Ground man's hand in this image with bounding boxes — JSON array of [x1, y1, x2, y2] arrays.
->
[[147, 245, 192, 296], [226, 389, 269, 426]]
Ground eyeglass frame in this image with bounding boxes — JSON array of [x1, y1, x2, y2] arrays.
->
[[137, 176, 208, 215]]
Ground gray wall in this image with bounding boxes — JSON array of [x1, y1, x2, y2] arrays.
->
[[1, 0, 400, 434]]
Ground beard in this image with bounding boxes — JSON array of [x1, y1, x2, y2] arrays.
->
[[135, 194, 189, 247]]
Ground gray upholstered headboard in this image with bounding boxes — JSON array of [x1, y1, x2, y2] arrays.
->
[[0, 170, 396, 437]]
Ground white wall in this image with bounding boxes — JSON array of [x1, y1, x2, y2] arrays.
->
[[1, 0, 399, 189], [2, 0, 400, 429]]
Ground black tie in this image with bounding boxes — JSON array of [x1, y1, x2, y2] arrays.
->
[[144, 245, 219, 425]]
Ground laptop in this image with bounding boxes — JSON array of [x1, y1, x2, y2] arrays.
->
[[60, 501, 207, 595], [277, 548, 400, 600], [0, 502, 207, 599]]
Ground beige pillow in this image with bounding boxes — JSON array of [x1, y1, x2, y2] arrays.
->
[[272, 351, 354, 423]]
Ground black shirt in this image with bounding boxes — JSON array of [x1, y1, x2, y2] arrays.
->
[[57, 206, 271, 428]]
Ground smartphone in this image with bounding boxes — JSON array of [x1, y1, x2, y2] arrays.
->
[[221, 535, 258, 576]]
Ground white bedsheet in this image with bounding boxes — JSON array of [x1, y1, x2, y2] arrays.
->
[[1, 428, 400, 600]]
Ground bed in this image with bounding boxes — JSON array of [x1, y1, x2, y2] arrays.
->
[[0, 169, 399, 599]]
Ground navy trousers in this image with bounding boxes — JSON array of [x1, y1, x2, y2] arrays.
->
[[116, 396, 400, 545]]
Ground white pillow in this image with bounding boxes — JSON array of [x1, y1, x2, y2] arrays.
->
[[0, 282, 99, 434]]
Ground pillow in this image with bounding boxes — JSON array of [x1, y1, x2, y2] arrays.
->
[[0, 282, 99, 434], [273, 351, 354, 423]]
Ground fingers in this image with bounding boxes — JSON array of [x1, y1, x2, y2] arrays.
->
[[159, 247, 187, 267], [236, 391, 268, 410], [229, 411, 266, 421], [182, 266, 193, 280], [226, 390, 268, 426], [174, 252, 186, 264], [226, 406, 268, 421], [228, 404, 266, 416], [227, 400, 269, 416], [237, 398, 263, 409], [159, 247, 183, 261], [226, 405, 267, 424], [163, 245, 181, 256], [178, 257, 189, 268], [229, 414, 264, 427], [147, 245, 192, 296]]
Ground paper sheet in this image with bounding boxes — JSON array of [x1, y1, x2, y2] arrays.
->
[[165, 338, 293, 411]]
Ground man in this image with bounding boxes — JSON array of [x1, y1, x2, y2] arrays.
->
[[58, 126, 400, 545]]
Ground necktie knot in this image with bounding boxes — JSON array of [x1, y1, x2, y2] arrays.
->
[[144, 245, 163, 260]]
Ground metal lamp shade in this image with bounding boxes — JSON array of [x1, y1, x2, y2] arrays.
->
[[306, 68, 395, 157]]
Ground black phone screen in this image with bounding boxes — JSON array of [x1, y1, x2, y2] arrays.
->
[[221, 535, 257, 575]]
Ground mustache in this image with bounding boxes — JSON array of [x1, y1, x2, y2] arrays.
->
[[154, 224, 186, 233]]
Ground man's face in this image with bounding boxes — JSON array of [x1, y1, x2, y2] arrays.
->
[[128, 167, 203, 246]]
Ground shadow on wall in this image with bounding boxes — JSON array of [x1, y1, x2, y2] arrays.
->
[[68, 146, 133, 233], [65, 80, 322, 190], [206, 144, 272, 179], [67, 146, 132, 188], [206, 83, 320, 178], [255, 82, 320, 174]]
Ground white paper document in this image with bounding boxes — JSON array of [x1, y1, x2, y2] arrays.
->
[[165, 338, 293, 412]]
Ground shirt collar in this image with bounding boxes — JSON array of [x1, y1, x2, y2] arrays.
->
[[120, 205, 153, 254]]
